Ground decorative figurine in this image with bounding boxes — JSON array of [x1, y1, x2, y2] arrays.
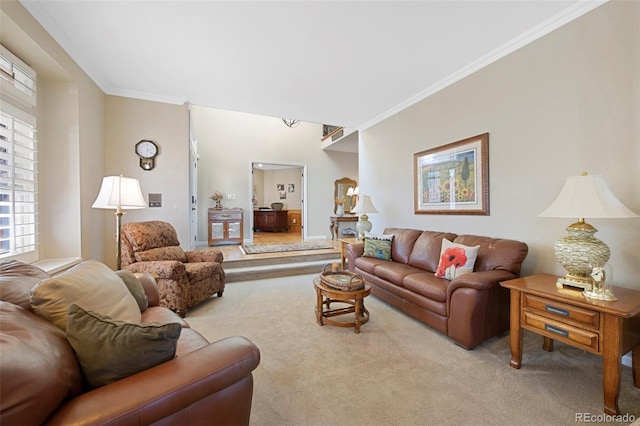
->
[[583, 265, 617, 301]]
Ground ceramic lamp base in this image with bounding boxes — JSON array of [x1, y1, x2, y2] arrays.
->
[[356, 214, 372, 239]]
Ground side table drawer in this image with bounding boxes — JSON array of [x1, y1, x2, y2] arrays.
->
[[210, 212, 243, 221], [524, 294, 599, 330], [523, 311, 599, 353]]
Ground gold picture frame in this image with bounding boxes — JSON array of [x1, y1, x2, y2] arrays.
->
[[414, 133, 489, 215]]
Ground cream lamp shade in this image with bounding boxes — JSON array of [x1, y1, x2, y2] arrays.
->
[[92, 176, 146, 269], [351, 195, 378, 239], [538, 172, 638, 297]]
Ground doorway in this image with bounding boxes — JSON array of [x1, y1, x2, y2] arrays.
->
[[250, 162, 306, 245]]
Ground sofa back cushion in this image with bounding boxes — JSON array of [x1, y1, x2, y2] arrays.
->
[[0, 302, 83, 425], [30, 260, 141, 331], [383, 228, 423, 264], [122, 221, 181, 252], [407, 231, 459, 272], [454, 235, 529, 275], [0, 260, 50, 311]]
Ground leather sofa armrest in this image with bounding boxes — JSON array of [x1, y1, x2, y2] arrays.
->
[[185, 249, 223, 264], [134, 272, 160, 307], [447, 270, 517, 295], [44, 336, 261, 426], [346, 243, 364, 273]]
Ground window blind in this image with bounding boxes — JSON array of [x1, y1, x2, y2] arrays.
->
[[0, 44, 38, 258]]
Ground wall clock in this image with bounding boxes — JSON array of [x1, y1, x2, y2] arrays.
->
[[135, 140, 158, 171]]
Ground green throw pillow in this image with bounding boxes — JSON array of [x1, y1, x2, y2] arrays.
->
[[66, 304, 181, 389], [115, 270, 149, 311], [363, 232, 393, 260]]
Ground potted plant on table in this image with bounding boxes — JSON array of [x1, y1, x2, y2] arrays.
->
[[210, 191, 223, 210]]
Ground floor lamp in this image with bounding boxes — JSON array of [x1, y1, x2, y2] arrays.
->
[[92, 176, 146, 270]]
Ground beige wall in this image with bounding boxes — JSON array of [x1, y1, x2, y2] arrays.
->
[[360, 1, 640, 288], [190, 105, 358, 242], [1, 0, 106, 264], [103, 96, 190, 262]]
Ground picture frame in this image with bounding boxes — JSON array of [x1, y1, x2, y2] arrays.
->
[[276, 184, 284, 191], [414, 133, 489, 215], [288, 184, 295, 193]]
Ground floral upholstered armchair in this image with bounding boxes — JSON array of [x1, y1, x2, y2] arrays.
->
[[120, 221, 225, 316]]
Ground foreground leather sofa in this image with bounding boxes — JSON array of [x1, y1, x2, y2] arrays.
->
[[347, 228, 528, 349], [0, 259, 260, 425]]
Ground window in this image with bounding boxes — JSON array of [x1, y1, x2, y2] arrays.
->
[[0, 45, 38, 259]]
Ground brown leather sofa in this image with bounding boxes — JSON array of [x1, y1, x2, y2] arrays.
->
[[347, 228, 528, 349], [120, 220, 226, 316], [0, 260, 260, 425]]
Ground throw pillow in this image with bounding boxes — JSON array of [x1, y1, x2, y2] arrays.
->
[[363, 232, 393, 261], [115, 270, 149, 311], [30, 260, 141, 331], [435, 238, 480, 280], [66, 304, 181, 389]]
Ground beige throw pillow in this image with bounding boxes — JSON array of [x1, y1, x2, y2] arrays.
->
[[30, 260, 141, 331]]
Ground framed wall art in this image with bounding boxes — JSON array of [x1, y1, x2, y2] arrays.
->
[[414, 133, 489, 215]]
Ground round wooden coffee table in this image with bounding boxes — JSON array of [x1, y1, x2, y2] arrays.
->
[[313, 276, 371, 334]]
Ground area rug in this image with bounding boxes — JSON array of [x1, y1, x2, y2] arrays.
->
[[242, 241, 335, 254]]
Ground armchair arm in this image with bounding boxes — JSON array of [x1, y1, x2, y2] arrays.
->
[[45, 336, 261, 426], [125, 261, 188, 283], [186, 249, 224, 264]]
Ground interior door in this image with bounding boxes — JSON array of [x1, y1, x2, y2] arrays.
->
[[188, 112, 198, 250]]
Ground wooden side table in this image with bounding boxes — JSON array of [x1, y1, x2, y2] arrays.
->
[[339, 237, 361, 270], [500, 273, 640, 415], [313, 276, 371, 334]]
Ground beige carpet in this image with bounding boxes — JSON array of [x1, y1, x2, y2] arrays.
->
[[186, 274, 640, 426]]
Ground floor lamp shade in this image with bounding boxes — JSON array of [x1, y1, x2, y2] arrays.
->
[[351, 195, 378, 239], [538, 173, 638, 292], [92, 176, 146, 269]]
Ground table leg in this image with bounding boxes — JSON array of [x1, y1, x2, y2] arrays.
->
[[602, 313, 622, 415], [543, 336, 554, 352], [330, 222, 337, 240], [509, 289, 523, 369], [315, 287, 323, 326], [633, 345, 640, 388], [354, 295, 361, 334]]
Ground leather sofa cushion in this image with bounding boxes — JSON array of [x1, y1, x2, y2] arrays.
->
[[0, 302, 83, 425], [407, 231, 458, 272], [384, 228, 423, 264], [66, 304, 181, 389], [31, 260, 141, 331], [454, 235, 529, 275], [0, 260, 50, 311], [373, 262, 423, 287], [175, 327, 211, 357], [403, 272, 449, 303]]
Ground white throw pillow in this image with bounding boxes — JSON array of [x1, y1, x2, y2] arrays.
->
[[435, 238, 480, 280]]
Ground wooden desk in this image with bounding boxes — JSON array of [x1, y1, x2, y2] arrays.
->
[[339, 237, 361, 271], [500, 274, 640, 415], [254, 210, 288, 232], [329, 215, 358, 240]]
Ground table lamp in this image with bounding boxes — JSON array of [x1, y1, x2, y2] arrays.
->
[[92, 175, 146, 269], [538, 172, 638, 295], [351, 194, 378, 239]]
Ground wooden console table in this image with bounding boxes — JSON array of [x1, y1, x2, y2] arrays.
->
[[329, 215, 358, 240], [208, 208, 243, 246], [500, 273, 640, 415]]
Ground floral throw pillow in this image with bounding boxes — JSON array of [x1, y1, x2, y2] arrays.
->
[[363, 232, 393, 261], [435, 238, 480, 280]]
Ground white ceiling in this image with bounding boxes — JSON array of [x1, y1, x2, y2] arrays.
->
[[19, 0, 604, 130]]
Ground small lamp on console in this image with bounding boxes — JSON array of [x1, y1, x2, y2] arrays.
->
[[92, 175, 146, 270], [351, 194, 378, 239], [538, 172, 638, 298]]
